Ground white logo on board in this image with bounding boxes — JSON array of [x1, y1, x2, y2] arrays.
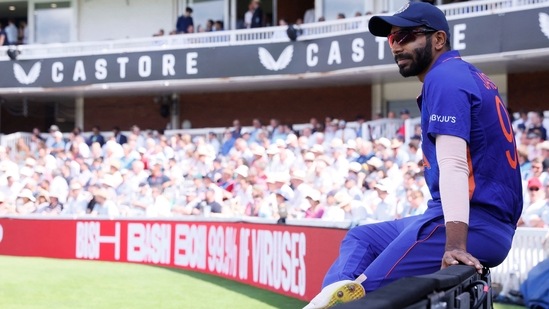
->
[[258, 46, 294, 71], [13, 62, 41, 85], [539, 12, 549, 40]]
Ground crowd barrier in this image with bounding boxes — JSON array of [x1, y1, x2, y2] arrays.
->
[[0, 216, 546, 302]]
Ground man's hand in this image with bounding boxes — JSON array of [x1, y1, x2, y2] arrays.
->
[[443, 221, 483, 273], [442, 248, 483, 273]]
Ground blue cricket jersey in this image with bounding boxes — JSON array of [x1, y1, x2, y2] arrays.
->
[[418, 50, 523, 225]]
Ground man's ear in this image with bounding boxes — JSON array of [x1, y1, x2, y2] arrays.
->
[[434, 31, 448, 51]]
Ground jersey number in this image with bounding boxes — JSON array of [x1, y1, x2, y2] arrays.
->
[[495, 96, 517, 169]]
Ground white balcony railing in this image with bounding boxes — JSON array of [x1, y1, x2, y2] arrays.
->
[[0, 0, 547, 61]]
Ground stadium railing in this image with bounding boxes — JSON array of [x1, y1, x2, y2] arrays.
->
[[491, 227, 548, 288]]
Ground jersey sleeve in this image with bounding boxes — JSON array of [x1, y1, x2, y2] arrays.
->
[[424, 67, 478, 143]]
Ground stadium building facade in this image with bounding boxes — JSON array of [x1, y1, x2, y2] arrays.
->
[[0, 0, 548, 133]]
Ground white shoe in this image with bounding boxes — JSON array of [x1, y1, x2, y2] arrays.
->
[[303, 274, 366, 309]]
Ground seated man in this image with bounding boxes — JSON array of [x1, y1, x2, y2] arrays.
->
[[304, 3, 523, 308]]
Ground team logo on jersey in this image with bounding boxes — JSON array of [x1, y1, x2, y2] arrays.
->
[[539, 12, 549, 40], [13, 62, 41, 85], [258, 46, 294, 71], [430, 114, 457, 124]]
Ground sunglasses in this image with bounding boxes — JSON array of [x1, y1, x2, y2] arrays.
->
[[388, 29, 437, 48], [528, 187, 539, 191]]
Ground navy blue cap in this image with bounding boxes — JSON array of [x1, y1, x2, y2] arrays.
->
[[368, 2, 450, 38]]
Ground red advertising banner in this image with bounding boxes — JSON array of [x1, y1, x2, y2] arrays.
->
[[0, 218, 347, 301]]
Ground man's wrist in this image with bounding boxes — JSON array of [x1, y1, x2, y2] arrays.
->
[[445, 221, 469, 251]]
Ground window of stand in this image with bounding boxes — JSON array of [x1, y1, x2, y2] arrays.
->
[[34, 1, 72, 44]]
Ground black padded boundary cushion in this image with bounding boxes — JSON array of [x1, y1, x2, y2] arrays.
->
[[416, 265, 477, 290], [334, 277, 438, 309], [334, 265, 479, 309]]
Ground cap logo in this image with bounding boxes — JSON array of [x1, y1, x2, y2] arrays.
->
[[394, 3, 410, 15]]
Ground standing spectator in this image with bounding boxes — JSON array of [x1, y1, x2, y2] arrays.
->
[[4, 19, 18, 45], [250, 0, 263, 28], [304, 8, 315, 24], [176, 7, 194, 34], [220, 130, 236, 156], [45, 124, 60, 148], [87, 126, 106, 147], [335, 120, 356, 143], [18, 21, 28, 44], [50, 131, 66, 156], [206, 132, 221, 155], [0, 23, 7, 46], [14, 137, 31, 164], [231, 119, 242, 139], [244, 2, 254, 28], [112, 126, 127, 145]]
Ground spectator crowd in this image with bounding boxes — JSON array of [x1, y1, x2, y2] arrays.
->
[[0, 18, 28, 46], [0, 110, 548, 228]]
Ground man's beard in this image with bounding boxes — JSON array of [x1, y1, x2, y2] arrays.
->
[[395, 39, 433, 77]]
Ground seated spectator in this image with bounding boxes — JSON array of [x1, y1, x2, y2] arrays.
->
[[147, 186, 173, 217], [91, 189, 119, 217], [274, 189, 290, 223], [16, 189, 36, 214], [519, 178, 547, 227], [87, 126, 106, 147], [153, 29, 165, 37], [147, 161, 172, 188], [370, 178, 398, 222], [0, 193, 16, 215], [62, 182, 91, 215], [213, 20, 224, 31], [304, 189, 324, 219], [527, 111, 547, 141], [201, 188, 224, 215], [36, 192, 64, 215], [398, 189, 427, 218], [322, 190, 345, 221]]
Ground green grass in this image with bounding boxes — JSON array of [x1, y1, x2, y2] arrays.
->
[[0, 255, 526, 309], [0, 255, 307, 309]]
